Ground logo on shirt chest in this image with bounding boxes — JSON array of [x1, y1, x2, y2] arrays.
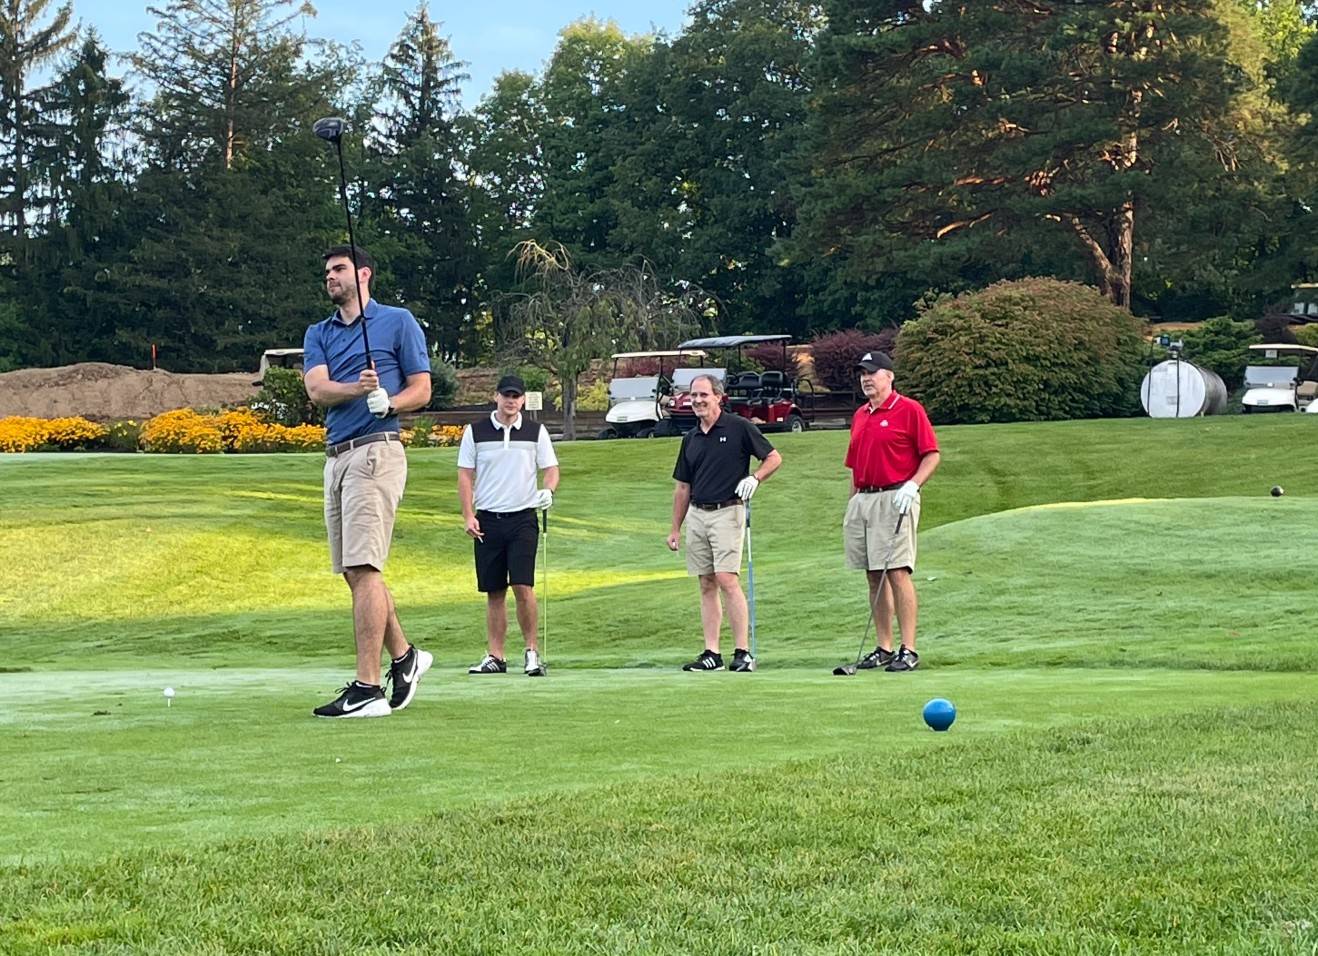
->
[[880, 420, 889, 428], [719, 436, 727, 443]]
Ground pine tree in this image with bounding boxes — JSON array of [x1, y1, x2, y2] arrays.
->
[[0, 0, 75, 244], [366, 3, 475, 360]]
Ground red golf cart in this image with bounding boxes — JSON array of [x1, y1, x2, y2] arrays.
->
[[657, 335, 815, 436]]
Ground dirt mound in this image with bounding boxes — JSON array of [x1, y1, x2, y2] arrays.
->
[[0, 363, 260, 421]]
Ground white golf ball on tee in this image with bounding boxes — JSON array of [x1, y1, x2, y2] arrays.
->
[[163, 687, 175, 704]]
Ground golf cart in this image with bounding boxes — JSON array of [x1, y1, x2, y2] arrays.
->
[[1261, 283, 1318, 325], [661, 335, 815, 435], [597, 349, 706, 439], [1240, 344, 1318, 413], [254, 348, 304, 384]]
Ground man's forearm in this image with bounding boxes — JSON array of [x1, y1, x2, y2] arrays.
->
[[670, 487, 690, 533], [390, 378, 432, 414], [306, 379, 364, 408], [458, 472, 476, 519]]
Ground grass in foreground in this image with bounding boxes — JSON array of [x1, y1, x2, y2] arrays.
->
[[4, 702, 1316, 954], [2, 414, 1316, 952]]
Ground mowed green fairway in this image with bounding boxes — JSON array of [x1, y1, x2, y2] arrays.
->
[[2, 415, 1317, 954]]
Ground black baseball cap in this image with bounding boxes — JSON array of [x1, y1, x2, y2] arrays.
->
[[496, 374, 526, 396], [855, 351, 894, 373]]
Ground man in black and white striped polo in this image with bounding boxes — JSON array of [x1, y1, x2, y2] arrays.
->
[[457, 374, 559, 676]]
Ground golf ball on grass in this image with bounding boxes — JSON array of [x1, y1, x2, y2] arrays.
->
[[1271, 485, 1285, 497], [162, 687, 175, 707], [922, 698, 956, 732]]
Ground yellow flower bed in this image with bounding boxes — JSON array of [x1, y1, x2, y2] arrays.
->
[[1, 411, 326, 454], [0, 416, 108, 453], [141, 408, 326, 454], [140, 409, 225, 454], [45, 417, 109, 447], [400, 424, 465, 448], [0, 417, 52, 453]]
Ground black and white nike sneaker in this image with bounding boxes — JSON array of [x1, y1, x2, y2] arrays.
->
[[885, 646, 920, 672], [525, 648, 546, 677], [729, 648, 756, 673], [682, 649, 724, 671], [387, 645, 434, 711], [467, 654, 507, 674], [857, 646, 896, 670], [313, 681, 391, 719]]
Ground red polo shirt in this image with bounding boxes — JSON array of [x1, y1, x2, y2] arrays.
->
[[845, 392, 939, 488]]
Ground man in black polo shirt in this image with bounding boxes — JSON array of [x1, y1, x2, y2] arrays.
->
[[666, 373, 782, 672]]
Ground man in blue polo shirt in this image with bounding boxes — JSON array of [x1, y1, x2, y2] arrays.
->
[[302, 244, 434, 718]]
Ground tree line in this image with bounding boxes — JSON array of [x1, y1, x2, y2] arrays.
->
[[1, 0, 1316, 374]]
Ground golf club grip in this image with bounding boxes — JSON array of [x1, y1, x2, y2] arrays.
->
[[541, 509, 548, 533]]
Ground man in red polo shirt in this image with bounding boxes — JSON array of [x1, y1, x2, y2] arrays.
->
[[843, 351, 941, 672]]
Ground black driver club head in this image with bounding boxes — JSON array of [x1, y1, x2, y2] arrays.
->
[[312, 116, 349, 143]]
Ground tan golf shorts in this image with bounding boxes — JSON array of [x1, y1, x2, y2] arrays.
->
[[685, 503, 745, 576], [323, 440, 407, 573], [843, 490, 919, 571]]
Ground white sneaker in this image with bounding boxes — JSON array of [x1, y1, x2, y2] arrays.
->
[[525, 648, 546, 677]]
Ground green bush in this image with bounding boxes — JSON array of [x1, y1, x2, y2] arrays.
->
[[427, 358, 458, 410], [576, 378, 609, 412], [251, 367, 322, 427], [896, 279, 1146, 424], [1293, 325, 1318, 349], [97, 419, 144, 452], [1179, 316, 1260, 391]]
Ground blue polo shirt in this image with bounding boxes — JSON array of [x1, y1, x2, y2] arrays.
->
[[303, 299, 429, 444]]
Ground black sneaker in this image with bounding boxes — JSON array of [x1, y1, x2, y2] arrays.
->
[[885, 646, 920, 672], [682, 649, 724, 671], [467, 654, 507, 674], [313, 681, 391, 719], [729, 648, 756, 673], [857, 646, 896, 670], [387, 646, 434, 711]]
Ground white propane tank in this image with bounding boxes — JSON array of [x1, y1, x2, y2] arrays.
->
[[1140, 359, 1228, 418]]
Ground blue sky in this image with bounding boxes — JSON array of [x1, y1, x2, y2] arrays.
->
[[67, 0, 693, 105]]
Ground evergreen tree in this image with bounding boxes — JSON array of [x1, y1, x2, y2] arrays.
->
[[0, 0, 74, 246], [365, 3, 475, 360], [797, 0, 1258, 311]]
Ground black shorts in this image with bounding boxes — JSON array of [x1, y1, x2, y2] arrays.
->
[[474, 509, 539, 592]]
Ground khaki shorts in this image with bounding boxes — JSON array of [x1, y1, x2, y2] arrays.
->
[[843, 490, 919, 571], [685, 503, 745, 576], [323, 440, 407, 573]]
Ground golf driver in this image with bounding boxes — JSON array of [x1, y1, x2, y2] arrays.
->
[[743, 499, 758, 670], [313, 116, 372, 368], [833, 512, 906, 676]]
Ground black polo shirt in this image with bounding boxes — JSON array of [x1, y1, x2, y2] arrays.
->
[[673, 411, 775, 505]]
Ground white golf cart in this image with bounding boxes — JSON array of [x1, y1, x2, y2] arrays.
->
[[598, 350, 707, 439], [1240, 344, 1318, 413]]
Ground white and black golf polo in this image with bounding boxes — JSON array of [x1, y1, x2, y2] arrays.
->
[[458, 412, 558, 512], [673, 412, 775, 505]]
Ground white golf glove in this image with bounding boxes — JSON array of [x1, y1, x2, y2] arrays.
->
[[534, 488, 553, 510], [735, 475, 760, 501], [893, 480, 921, 515], [366, 387, 391, 418]]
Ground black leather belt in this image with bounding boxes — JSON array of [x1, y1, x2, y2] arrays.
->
[[691, 498, 742, 511], [326, 431, 399, 458], [856, 483, 904, 493]]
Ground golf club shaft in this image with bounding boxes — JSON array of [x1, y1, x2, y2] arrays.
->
[[332, 139, 373, 369], [541, 508, 548, 665], [745, 500, 756, 659]]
